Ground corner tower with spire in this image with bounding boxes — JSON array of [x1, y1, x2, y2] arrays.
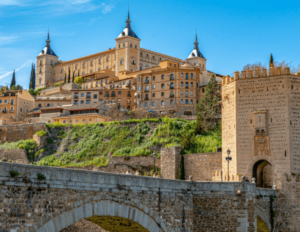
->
[[115, 9, 141, 76], [186, 32, 207, 70], [36, 31, 59, 89]]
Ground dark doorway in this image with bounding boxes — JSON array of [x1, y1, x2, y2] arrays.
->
[[252, 160, 272, 188]]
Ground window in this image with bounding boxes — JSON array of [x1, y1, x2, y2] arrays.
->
[[170, 74, 174, 80], [118, 91, 121, 95], [152, 76, 156, 81], [153, 85, 155, 89], [74, 101, 78, 105], [191, 99, 193, 104], [181, 73, 183, 78], [161, 92, 164, 97], [94, 94, 97, 99], [161, 100, 164, 106], [4, 100, 7, 103], [138, 86, 141, 91], [63, 120, 66, 124], [161, 75, 164, 79], [11, 99, 14, 105], [38, 104, 42, 108], [140, 102, 142, 107], [219, 86, 222, 91], [186, 73, 189, 80], [100, 91, 103, 95], [91, 83, 93, 87], [191, 73, 193, 79], [0, 100, 2, 103], [170, 82, 174, 89], [61, 67, 63, 73], [186, 82, 189, 88], [20, 107, 22, 112], [140, 66, 143, 70], [152, 93, 155, 97], [181, 82, 183, 87], [87, 100, 91, 104], [106, 56, 109, 62], [138, 94, 140, 98], [202, 88, 205, 93], [83, 119, 85, 122], [145, 102, 148, 108], [185, 99, 188, 104], [170, 99, 174, 106], [120, 59, 123, 65], [181, 99, 183, 104], [99, 99, 103, 102], [161, 83, 164, 89], [191, 91, 193, 96], [47, 103, 50, 107], [132, 59, 135, 65], [152, 101, 155, 106], [138, 77, 141, 82], [191, 82, 193, 87], [185, 91, 188, 97], [105, 79, 108, 84], [81, 93, 84, 97], [145, 86, 149, 91], [81, 101, 84, 104], [181, 91, 183, 95]]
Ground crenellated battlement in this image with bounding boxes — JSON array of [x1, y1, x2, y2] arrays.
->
[[222, 67, 300, 85]]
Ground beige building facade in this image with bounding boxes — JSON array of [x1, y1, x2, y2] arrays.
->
[[36, 11, 222, 115]]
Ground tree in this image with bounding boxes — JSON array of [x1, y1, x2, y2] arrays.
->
[[72, 71, 75, 82], [64, 73, 67, 83], [68, 69, 70, 83], [10, 70, 16, 89], [78, 70, 80, 77], [195, 74, 221, 133], [10, 85, 23, 90], [29, 63, 36, 90], [243, 62, 267, 72], [178, 154, 185, 180], [74, 76, 83, 85]]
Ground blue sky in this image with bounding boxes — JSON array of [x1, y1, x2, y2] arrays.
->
[[0, 0, 299, 89]]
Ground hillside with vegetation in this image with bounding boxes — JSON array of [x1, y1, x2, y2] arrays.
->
[[0, 117, 221, 168]]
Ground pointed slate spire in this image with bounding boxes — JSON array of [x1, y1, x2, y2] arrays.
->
[[117, 9, 139, 39], [10, 70, 16, 89], [39, 30, 57, 56], [269, 53, 274, 68], [188, 31, 205, 59]]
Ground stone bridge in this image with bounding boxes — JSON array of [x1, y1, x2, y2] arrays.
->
[[0, 163, 277, 232]]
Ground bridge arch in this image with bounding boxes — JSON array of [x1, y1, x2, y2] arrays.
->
[[256, 205, 271, 232], [34, 200, 165, 232]]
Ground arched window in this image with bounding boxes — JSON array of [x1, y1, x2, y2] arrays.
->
[[39, 79, 42, 84], [120, 59, 123, 65], [123, 43, 125, 47], [106, 56, 109, 62], [50, 60, 52, 65], [60, 67, 63, 73], [130, 44, 132, 47], [132, 59, 135, 65], [135, 45, 137, 49]]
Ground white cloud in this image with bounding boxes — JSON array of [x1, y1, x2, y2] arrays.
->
[[0, 60, 32, 80], [0, 35, 18, 46], [101, 3, 115, 14], [0, 0, 22, 6]]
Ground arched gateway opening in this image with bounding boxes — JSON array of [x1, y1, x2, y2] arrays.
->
[[253, 160, 273, 188]]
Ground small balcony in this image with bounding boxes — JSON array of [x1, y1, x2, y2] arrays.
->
[[169, 94, 175, 98], [127, 93, 131, 97], [170, 86, 174, 89], [105, 94, 109, 97], [144, 96, 149, 100], [144, 80, 149, 84], [111, 94, 116, 97], [86, 96, 91, 99], [145, 89, 149, 92]]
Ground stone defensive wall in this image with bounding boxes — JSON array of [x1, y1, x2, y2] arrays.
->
[[0, 162, 277, 232], [0, 123, 47, 143]]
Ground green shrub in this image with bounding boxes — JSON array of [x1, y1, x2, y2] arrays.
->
[[54, 82, 65, 87], [35, 149, 46, 158], [10, 171, 21, 177], [35, 130, 48, 137], [37, 173, 46, 180], [46, 138, 53, 144], [0, 139, 37, 156]]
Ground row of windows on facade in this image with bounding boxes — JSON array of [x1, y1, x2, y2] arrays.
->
[[38, 103, 66, 108], [139, 99, 194, 108], [55, 66, 111, 76], [0, 107, 28, 113], [0, 99, 15, 104], [137, 73, 195, 82], [140, 90, 196, 98], [61, 118, 94, 124], [82, 80, 132, 89], [118, 43, 138, 49], [138, 82, 195, 91], [74, 90, 131, 98], [74, 98, 130, 105]]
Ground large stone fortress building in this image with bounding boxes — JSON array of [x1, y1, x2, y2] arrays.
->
[[222, 65, 300, 188], [36, 11, 222, 114]]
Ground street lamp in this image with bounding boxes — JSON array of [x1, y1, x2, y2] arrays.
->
[[226, 149, 232, 181], [152, 152, 156, 173]]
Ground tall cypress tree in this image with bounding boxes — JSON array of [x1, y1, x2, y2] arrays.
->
[[195, 74, 221, 133], [178, 154, 185, 180], [64, 73, 67, 83], [68, 69, 70, 83], [10, 70, 16, 89], [78, 70, 80, 77], [72, 71, 75, 82], [29, 63, 35, 90]]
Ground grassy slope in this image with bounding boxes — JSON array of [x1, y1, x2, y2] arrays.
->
[[0, 117, 222, 168]]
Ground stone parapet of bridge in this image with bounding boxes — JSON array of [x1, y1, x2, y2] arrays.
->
[[0, 163, 275, 232]]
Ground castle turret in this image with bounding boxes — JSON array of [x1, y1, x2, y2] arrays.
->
[[36, 31, 58, 89], [115, 10, 141, 76]]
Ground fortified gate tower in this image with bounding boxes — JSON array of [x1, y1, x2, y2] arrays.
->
[[221, 66, 300, 189]]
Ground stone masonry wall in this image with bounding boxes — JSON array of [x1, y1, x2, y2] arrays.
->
[[160, 146, 181, 179], [0, 123, 47, 143], [184, 152, 222, 181], [0, 162, 263, 232], [0, 149, 29, 164]]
